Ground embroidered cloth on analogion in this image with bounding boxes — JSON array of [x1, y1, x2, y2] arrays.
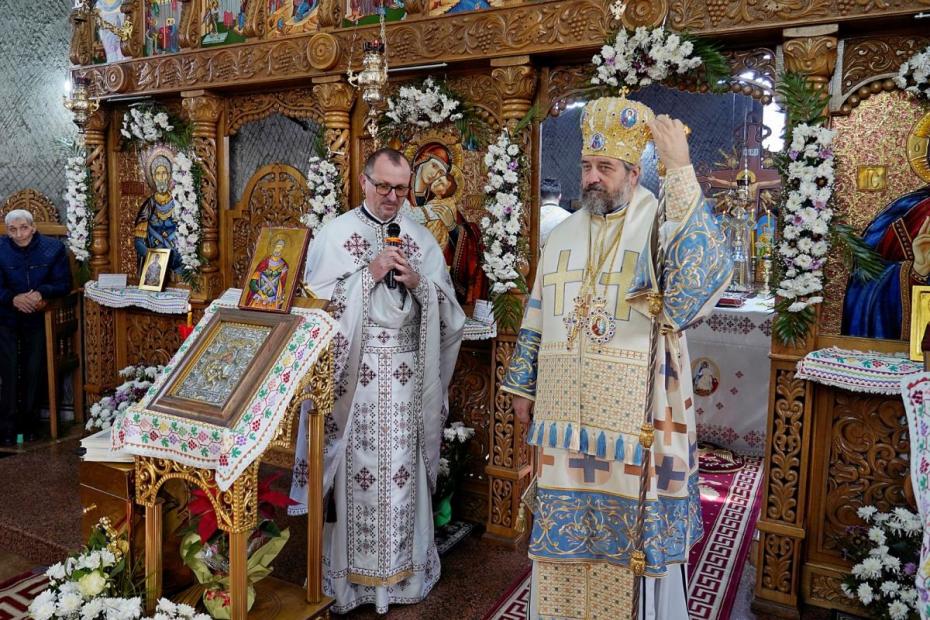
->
[[795, 346, 921, 395], [112, 289, 337, 491]]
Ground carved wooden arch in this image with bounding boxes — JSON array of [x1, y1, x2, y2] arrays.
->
[[834, 76, 901, 116], [543, 56, 775, 119], [223, 163, 310, 290], [0, 189, 66, 236], [225, 88, 325, 136], [833, 35, 930, 116], [135, 456, 260, 533]]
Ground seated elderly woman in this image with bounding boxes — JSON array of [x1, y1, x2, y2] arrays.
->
[[0, 209, 71, 446]]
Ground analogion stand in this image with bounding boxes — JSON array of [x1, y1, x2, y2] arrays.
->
[[134, 342, 334, 620]]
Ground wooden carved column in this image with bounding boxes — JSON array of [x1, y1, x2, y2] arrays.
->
[[485, 58, 537, 545], [85, 109, 111, 279], [312, 78, 355, 207], [752, 26, 837, 620], [181, 90, 223, 299], [82, 108, 117, 409]]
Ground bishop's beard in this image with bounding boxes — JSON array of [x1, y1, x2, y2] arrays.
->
[[581, 183, 632, 216]]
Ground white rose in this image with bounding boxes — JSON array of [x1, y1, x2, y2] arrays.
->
[[77, 570, 108, 598]]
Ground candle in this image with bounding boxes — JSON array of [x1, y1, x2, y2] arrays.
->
[[186, 303, 192, 327]]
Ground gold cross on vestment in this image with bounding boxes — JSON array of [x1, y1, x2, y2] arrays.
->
[[598, 249, 640, 320], [543, 250, 583, 316]]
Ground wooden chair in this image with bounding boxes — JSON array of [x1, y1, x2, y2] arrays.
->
[[0, 189, 84, 438]]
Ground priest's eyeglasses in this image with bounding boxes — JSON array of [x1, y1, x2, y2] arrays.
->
[[365, 174, 410, 196]]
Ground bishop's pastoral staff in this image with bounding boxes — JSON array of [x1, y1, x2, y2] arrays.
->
[[502, 97, 733, 619], [289, 148, 465, 614]]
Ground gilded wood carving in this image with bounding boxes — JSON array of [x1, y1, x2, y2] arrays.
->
[[821, 391, 908, 553], [226, 164, 311, 288], [766, 369, 806, 523], [121, 310, 185, 367], [225, 89, 324, 136]]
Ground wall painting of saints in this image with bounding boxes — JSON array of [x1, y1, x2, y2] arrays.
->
[[145, 0, 183, 55], [201, 0, 249, 46], [427, 0, 497, 15], [403, 132, 486, 306], [267, 0, 318, 34], [134, 146, 184, 277], [842, 112, 930, 339], [95, 0, 126, 63], [237, 226, 310, 313], [343, 0, 404, 26]]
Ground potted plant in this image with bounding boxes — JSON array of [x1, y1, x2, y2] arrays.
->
[[180, 473, 295, 619], [433, 421, 475, 528]]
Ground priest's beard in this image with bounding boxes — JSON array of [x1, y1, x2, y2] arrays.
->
[[581, 182, 632, 216], [155, 179, 170, 193]]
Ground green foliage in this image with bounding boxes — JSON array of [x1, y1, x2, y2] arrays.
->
[[833, 222, 886, 283], [491, 277, 528, 334], [772, 299, 816, 347], [776, 72, 829, 140], [685, 35, 730, 93]]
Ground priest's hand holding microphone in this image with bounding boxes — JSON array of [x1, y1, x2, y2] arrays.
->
[[368, 224, 420, 289]]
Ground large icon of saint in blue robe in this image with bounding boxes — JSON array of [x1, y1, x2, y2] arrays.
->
[[134, 155, 183, 275], [842, 186, 930, 339]]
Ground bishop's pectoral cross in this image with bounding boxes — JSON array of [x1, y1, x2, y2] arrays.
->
[[598, 250, 640, 321]]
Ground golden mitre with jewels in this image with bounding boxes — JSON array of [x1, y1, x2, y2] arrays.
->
[[580, 97, 655, 166]]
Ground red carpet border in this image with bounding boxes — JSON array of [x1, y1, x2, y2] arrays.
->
[[482, 449, 764, 620]]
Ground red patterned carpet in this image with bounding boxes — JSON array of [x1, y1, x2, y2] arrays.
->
[[483, 446, 764, 620], [0, 570, 47, 619]]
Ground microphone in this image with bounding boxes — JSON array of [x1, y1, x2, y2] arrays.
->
[[385, 222, 402, 289]]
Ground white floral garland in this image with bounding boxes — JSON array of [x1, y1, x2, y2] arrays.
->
[[840, 506, 922, 620], [64, 149, 92, 263], [300, 155, 342, 237], [591, 26, 703, 89], [171, 151, 202, 274], [775, 123, 835, 313], [385, 77, 463, 129], [120, 105, 202, 277], [480, 130, 523, 295], [120, 106, 173, 143], [895, 44, 930, 102]]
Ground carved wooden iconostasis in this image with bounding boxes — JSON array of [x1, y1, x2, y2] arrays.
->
[[66, 0, 930, 617]]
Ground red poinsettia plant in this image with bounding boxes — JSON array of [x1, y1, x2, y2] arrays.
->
[[187, 472, 296, 544], [181, 472, 296, 618]]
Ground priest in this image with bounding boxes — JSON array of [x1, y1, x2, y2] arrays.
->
[[289, 148, 465, 614], [501, 97, 732, 618]]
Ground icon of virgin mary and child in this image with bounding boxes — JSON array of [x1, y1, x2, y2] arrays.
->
[[407, 141, 486, 305]]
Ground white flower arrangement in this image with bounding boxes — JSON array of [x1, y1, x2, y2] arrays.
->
[[591, 26, 703, 90], [30, 517, 209, 620], [86, 364, 162, 432], [170, 151, 202, 274], [841, 505, 922, 620], [385, 77, 463, 129], [775, 123, 836, 313], [120, 107, 173, 144], [300, 155, 343, 237], [64, 150, 92, 263], [435, 421, 475, 501], [895, 45, 930, 102], [480, 130, 524, 296]]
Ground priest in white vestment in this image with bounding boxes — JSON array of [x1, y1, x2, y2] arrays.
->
[[289, 148, 465, 614], [538, 177, 570, 249], [502, 97, 733, 618]]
